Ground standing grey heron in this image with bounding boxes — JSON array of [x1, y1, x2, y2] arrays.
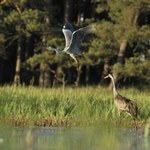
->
[[104, 74, 138, 128], [47, 22, 95, 71]]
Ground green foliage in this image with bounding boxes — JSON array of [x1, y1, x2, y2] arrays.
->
[[0, 86, 149, 127], [89, 21, 118, 63], [93, 0, 150, 84], [4, 8, 44, 36], [21, 9, 44, 33], [0, 0, 150, 85], [27, 53, 51, 68], [0, 34, 5, 43], [113, 56, 150, 81], [0, 0, 48, 69]]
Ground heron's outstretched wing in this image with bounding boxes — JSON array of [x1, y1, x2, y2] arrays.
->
[[68, 25, 94, 54], [62, 22, 74, 49], [62, 29, 73, 49]]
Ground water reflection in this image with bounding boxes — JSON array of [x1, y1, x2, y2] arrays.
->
[[0, 126, 149, 150]]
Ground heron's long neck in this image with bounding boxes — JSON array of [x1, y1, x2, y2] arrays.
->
[[58, 49, 65, 54], [47, 47, 65, 54], [110, 76, 118, 97], [54, 48, 65, 54]]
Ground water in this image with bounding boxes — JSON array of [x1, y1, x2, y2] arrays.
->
[[0, 126, 149, 150]]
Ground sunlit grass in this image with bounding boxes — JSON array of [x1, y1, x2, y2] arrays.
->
[[0, 85, 149, 127]]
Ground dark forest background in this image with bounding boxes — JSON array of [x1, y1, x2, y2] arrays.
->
[[0, 0, 150, 87]]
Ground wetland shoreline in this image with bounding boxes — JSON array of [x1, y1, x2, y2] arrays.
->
[[0, 86, 149, 128]]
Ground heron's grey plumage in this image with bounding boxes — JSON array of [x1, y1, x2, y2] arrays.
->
[[104, 74, 138, 119], [63, 29, 72, 49], [47, 22, 94, 68], [63, 25, 94, 55]]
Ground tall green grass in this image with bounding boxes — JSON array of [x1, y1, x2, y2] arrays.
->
[[0, 85, 149, 127]]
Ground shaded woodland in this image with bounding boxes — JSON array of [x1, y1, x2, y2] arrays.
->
[[0, 0, 150, 87]]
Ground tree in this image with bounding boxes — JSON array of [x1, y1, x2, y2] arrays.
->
[[64, 0, 73, 22], [1, 0, 149, 87], [92, 0, 150, 86], [1, 0, 46, 85]]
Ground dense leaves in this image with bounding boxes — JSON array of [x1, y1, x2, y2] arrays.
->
[[0, 0, 150, 86]]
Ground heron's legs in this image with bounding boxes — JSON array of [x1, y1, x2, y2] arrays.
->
[[69, 54, 82, 86], [117, 109, 121, 117], [132, 118, 137, 131], [69, 54, 79, 71], [116, 109, 121, 126]]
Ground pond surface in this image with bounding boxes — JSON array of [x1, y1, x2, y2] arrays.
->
[[0, 125, 149, 150]]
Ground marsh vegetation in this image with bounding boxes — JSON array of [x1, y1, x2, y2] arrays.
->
[[0, 86, 150, 149], [0, 86, 149, 127]]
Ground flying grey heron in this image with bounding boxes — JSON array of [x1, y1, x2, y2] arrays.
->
[[47, 22, 95, 71], [104, 74, 138, 128]]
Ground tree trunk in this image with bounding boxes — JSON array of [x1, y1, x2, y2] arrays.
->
[[117, 39, 127, 64], [13, 41, 21, 86], [52, 66, 66, 88], [39, 63, 51, 88], [112, 9, 140, 86], [13, 4, 22, 86], [75, 65, 82, 86], [45, 0, 53, 24], [85, 65, 90, 85], [64, 0, 73, 22], [112, 39, 128, 85], [26, 35, 34, 58], [77, 0, 83, 24]]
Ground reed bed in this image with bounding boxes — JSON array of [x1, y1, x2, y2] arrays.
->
[[0, 85, 149, 127]]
